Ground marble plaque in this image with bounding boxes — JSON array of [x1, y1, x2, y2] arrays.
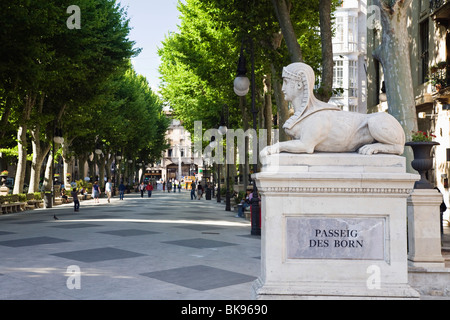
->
[[286, 216, 386, 260]]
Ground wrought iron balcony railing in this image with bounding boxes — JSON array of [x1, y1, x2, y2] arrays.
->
[[430, 0, 446, 12]]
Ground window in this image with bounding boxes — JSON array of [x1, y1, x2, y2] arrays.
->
[[348, 60, 358, 97], [333, 60, 344, 95], [419, 19, 429, 84], [334, 17, 344, 52], [348, 16, 357, 52]]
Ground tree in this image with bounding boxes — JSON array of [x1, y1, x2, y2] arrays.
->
[[371, 0, 417, 171], [271, 0, 337, 102], [0, 0, 139, 193]]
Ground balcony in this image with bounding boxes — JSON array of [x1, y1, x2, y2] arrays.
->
[[430, 0, 450, 27]]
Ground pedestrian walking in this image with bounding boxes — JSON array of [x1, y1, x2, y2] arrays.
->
[[197, 183, 203, 200], [163, 181, 166, 192], [105, 179, 112, 203], [146, 182, 153, 197], [71, 187, 80, 212], [173, 179, 177, 193], [119, 181, 126, 200], [190, 183, 196, 200], [139, 182, 145, 198], [93, 181, 101, 203], [178, 181, 181, 192]]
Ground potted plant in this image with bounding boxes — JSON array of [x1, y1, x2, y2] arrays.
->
[[405, 131, 439, 189], [0, 170, 8, 188], [427, 61, 448, 92]]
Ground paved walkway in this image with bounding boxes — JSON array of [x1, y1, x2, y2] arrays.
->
[[0, 191, 260, 300], [1, 190, 450, 300]]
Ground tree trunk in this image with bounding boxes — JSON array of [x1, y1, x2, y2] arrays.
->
[[29, 95, 49, 193], [78, 153, 88, 180], [105, 154, 114, 181], [271, 64, 291, 142], [13, 95, 34, 194], [317, 0, 333, 102], [97, 153, 106, 189], [372, 0, 417, 172], [29, 140, 50, 193], [43, 149, 53, 192], [271, 0, 303, 62], [62, 137, 75, 188], [14, 125, 28, 195], [263, 74, 273, 146]]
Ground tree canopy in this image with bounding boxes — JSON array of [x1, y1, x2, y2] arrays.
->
[[0, 0, 169, 192], [158, 0, 334, 141]]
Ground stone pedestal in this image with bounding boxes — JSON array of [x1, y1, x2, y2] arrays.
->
[[407, 189, 445, 268], [253, 153, 420, 299], [0, 175, 9, 196], [0, 186, 9, 196]]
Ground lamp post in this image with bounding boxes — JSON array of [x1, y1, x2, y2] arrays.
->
[[116, 152, 122, 192], [47, 127, 64, 208], [219, 104, 231, 211], [210, 136, 221, 203], [234, 37, 260, 236]]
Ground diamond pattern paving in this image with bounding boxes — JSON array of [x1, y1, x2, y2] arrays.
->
[[98, 229, 159, 237], [50, 223, 101, 229], [162, 238, 237, 249], [51, 247, 146, 263], [0, 236, 70, 247], [141, 265, 256, 291]]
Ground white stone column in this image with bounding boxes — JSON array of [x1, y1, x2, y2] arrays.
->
[[407, 189, 445, 268]]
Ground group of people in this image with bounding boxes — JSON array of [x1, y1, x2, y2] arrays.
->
[[62, 178, 256, 217], [60, 187, 81, 212], [190, 182, 205, 200], [139, 181, 154, 198], [162, 179, 181, 193]]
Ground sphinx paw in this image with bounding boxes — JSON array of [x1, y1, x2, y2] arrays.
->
[[358, 144, 379, 155]]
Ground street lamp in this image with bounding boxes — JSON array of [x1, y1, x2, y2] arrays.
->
[[234, 46, 250, 97], [218, 104, 231, 211], [116, 152, 122, 187], [95, 143, 102, 155], [53, 128, 64, 145], [47, 127, 64, 208], [210, 136, 221, 203], [234, 37, 260, 236]]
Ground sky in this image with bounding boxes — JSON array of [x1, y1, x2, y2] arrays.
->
[[117, 0, 183, 91]]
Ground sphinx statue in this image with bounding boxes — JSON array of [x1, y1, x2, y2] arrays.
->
[[260, 62, 405, 157]]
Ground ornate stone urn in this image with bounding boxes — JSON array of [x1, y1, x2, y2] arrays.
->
[[405, 141, 439, 189]]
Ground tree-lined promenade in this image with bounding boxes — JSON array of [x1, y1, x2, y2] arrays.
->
[[0, 0, 421, 196], [0, 0, 168, 194]]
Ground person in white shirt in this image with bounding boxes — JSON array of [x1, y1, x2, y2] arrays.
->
[[105, 179, 113, 203]]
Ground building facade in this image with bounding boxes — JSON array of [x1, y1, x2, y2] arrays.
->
[[367, 0, 450, 222], [157, 105, 201, 183], [329, 0, 368, 113]]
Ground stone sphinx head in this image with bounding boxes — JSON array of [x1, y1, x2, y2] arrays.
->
[[281, 62, 319, 115]]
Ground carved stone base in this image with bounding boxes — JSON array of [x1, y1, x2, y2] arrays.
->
[[253, 153, 420, 299]]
